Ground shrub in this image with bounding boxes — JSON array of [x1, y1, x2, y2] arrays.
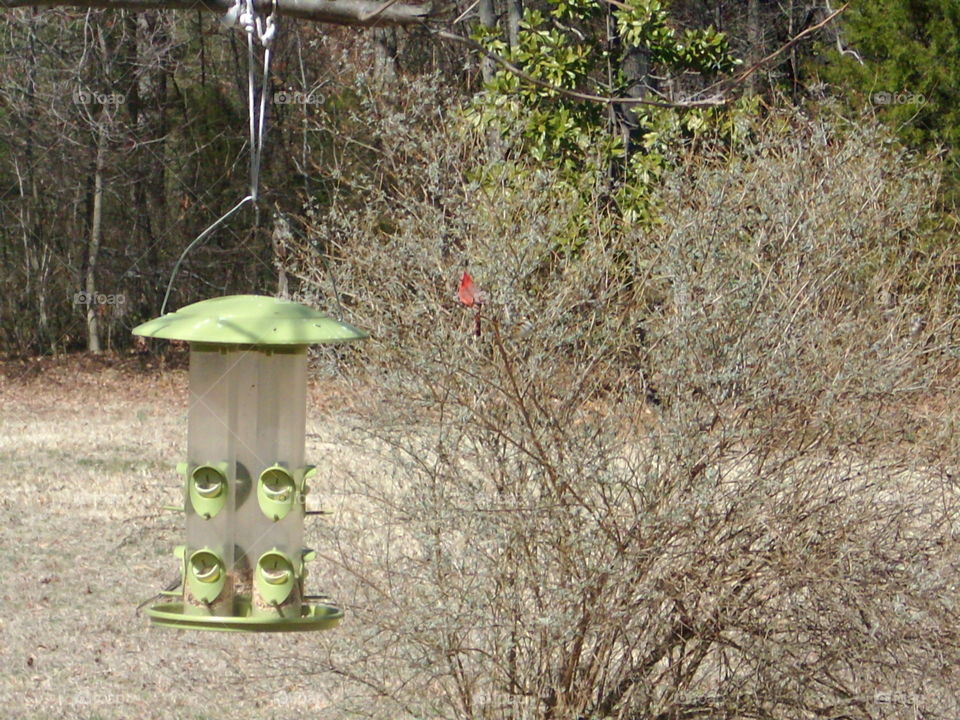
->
[[292, 94, 960, 719]]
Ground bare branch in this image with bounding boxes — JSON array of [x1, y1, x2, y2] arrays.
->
[[709, 3, 849, 93], [0, 0, 438, 27], [356, 0, 401, 22]]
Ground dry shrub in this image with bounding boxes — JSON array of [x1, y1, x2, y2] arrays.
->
[[293, 96, 960, 720]]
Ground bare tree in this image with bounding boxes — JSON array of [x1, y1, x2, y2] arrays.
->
[[84, 121, 105, 353]]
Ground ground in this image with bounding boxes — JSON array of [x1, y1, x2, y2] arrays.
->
[[3, 350, 958, 720], [0, 353, 373, 720]]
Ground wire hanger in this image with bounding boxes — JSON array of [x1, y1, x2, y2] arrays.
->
[[160, 0, 277, 316]]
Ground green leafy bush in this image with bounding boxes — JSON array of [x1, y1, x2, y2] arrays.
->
[[817, 0, 960, 202], [466, 0, 741, 223]]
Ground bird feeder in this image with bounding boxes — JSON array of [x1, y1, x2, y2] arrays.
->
[[132, 295, 367, 631]]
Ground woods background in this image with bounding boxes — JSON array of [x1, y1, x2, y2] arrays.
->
[[0, 0, 956, 357]]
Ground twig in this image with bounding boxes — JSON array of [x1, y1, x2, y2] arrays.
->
[[705, 3, 849, 94], [451, 0, 479, 24], [357, 0, 401, 22]]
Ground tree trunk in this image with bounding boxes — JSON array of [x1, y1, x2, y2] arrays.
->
[[372, 26, 398, 80], [272, 211, 292, 300], [506, 0, 522, 49], [152, 16, 170, 315], [607, 6, 649, 183], [619, 45, 649, 150], [746, 0, 760, 95], [124, 10, 151, 314], [85, 127, 105, 354], [477, 0, 505, 158], [133, 11, 170, 317], [478, 0, 496, 84], [788, 0, 799, 102]]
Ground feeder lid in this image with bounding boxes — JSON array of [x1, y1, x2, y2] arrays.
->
[[132, 295, 368, 345]]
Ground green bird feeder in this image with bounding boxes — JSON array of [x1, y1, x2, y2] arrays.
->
[[133, 295, 367, 631]]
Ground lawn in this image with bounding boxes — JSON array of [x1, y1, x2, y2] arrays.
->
[[0, 354, 373, 720]]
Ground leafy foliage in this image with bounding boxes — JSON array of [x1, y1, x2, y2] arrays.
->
[[468, 0, 739, 174], [817, 0, 960, 198]]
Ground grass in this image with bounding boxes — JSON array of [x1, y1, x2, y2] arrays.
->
[[0, 356, 371, 720]]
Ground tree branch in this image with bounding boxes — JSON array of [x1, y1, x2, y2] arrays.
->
[[0, 0, 438, 27], [708, 3, 849, 93], [356, 0, 401, 22]]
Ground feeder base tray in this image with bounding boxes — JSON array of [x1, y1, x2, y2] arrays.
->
[[146, 602, 343, 632]]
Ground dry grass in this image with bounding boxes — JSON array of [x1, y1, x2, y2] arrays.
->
[[1, 346, 958, 720], [0, 356, 384, 720]]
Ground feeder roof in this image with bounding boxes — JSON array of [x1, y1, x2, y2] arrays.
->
[[132, 295, 368, 345]]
